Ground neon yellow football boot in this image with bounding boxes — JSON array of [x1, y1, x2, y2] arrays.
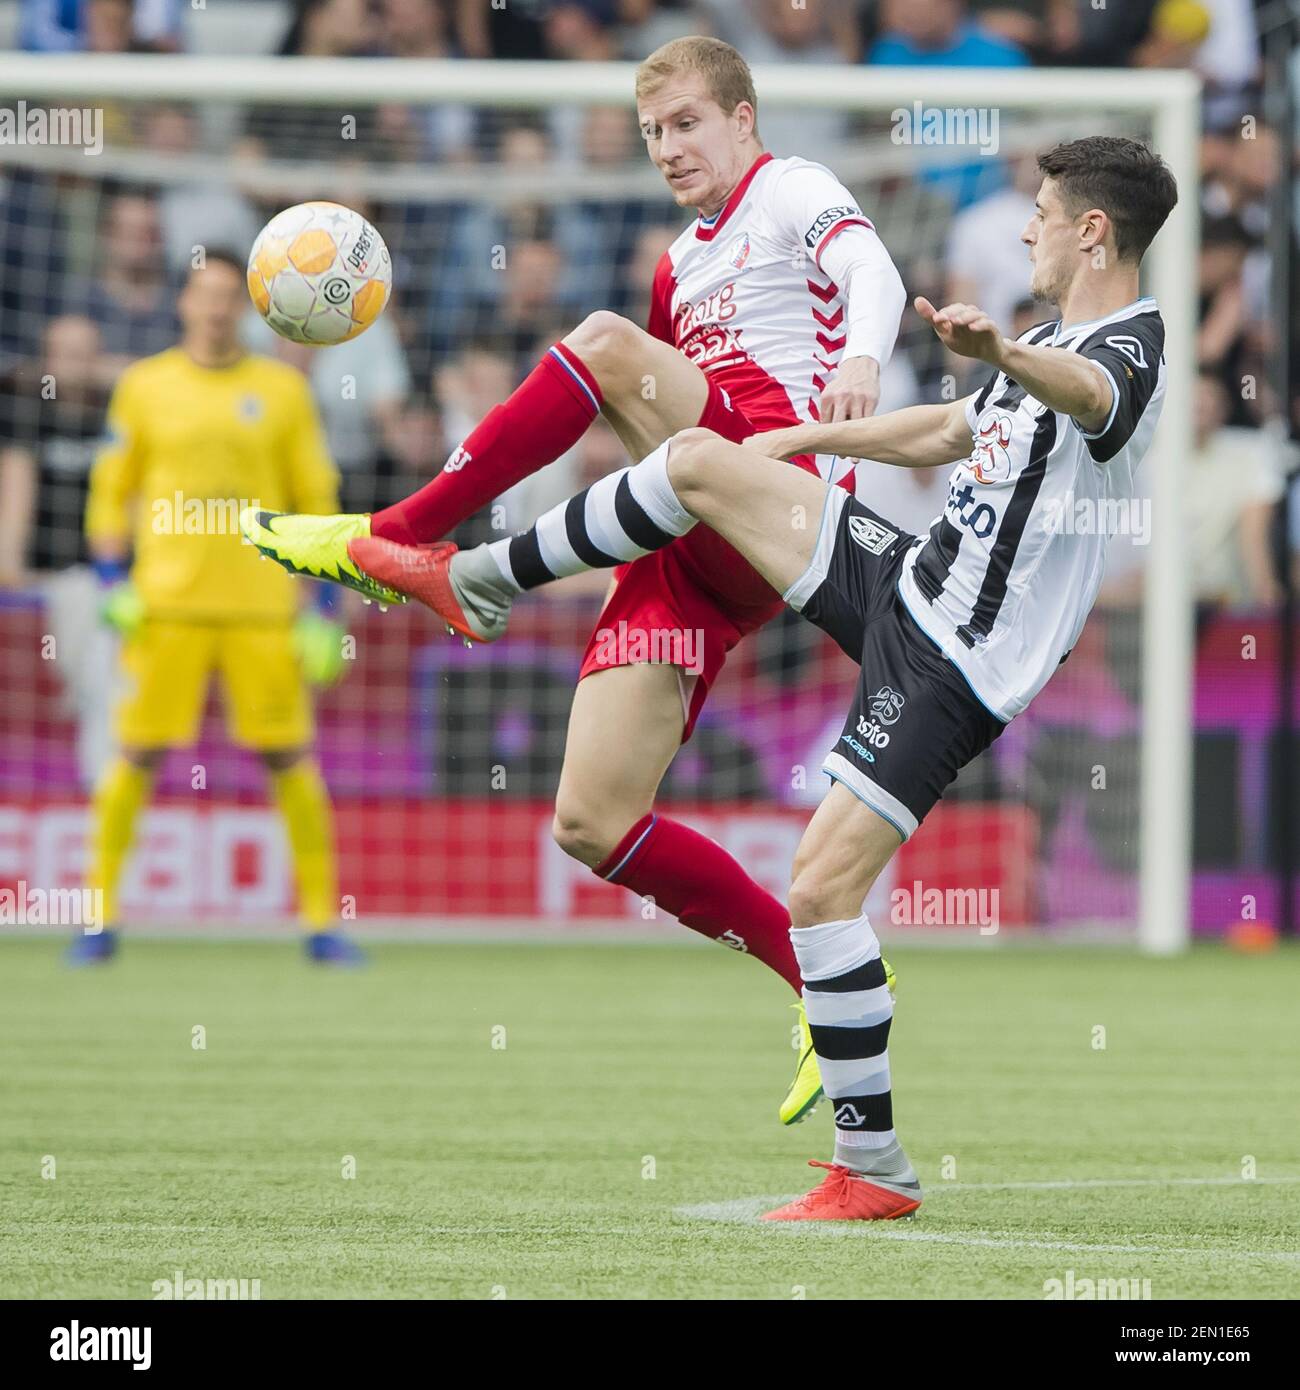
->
[[780, 955, 897, 1126], [239, 508, 406, 607]]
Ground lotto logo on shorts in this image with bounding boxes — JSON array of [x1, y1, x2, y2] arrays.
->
[[870, 686, 905, 726], [855, 715, 891, 749], [848, 515, 897, 556]]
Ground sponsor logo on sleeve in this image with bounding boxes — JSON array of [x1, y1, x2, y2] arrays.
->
[[803, 205, 861, 249], [1102, 334, 1148, 370]]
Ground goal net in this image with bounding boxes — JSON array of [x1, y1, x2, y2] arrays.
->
[[0, 57, 1198, 949]]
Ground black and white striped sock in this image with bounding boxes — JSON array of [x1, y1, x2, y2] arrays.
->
[[789, 913, 919, 1192], [484, 439, 695, 594]]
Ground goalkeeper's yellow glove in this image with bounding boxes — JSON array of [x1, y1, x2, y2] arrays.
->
[[99, 581, 145, 637], [293, 611, 347, 687]]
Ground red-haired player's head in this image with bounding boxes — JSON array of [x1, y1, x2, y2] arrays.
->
[[635, 36, 763, 219]]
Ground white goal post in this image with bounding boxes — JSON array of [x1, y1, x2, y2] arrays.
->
[[0, 56, 1200, 952]]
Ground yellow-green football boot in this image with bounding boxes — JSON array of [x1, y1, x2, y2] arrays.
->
[[239, 508, 406, 607], [779, 955, 896, 1126]]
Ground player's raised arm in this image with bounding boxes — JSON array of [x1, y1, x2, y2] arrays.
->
[[744, 397, 974, 469], [915, 295, 1112, 432], [773, 161, 906, 423]]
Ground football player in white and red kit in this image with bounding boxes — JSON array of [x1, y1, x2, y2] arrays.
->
[[244, 36, 906, 1123]]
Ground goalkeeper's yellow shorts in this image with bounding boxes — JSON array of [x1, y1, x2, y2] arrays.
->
[[115, 619, 312, 751]]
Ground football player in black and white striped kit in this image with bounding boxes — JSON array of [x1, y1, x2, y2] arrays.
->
[[382, 136, 1178, 1221]]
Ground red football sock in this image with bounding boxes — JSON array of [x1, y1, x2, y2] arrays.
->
[[370, 342, 602, 545], [596, 813, 802, 993]]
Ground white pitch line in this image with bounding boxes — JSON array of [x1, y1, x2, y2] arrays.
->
[[927, 1175, 1300, 1193], [676, 1177, 1300, 1261]]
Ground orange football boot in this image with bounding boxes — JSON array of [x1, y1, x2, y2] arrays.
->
[[347, 537, 499, 642], [761, 1161, 922, 1222]]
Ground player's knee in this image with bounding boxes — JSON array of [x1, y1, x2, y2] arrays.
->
[[565, 310, 640, 383], [665, 427, 718, 497], [551, 803, 615, 869], [787, 869, 836, 931]]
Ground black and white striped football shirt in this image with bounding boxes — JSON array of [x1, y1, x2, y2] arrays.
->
[[896, 296, 1166, 720]]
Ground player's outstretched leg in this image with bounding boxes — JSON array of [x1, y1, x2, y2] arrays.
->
[[763, 783, 921, 1221], [346, 437, 699, 636], [241, 315, 708, 607]]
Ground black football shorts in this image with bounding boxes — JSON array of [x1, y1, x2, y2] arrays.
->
[[783, 487, 1006, 840]]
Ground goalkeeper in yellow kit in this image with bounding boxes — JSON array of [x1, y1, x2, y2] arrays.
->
[[74, 249, 362, 965]]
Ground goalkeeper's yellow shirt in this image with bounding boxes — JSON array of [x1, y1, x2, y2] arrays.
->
[[86, 347, 339, 623]]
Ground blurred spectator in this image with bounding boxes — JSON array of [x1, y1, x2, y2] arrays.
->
[[376, 0, 474, 163], [1008, 295, 1042, 340], [868, 0, 1030, 66], [0, 169, 69, 365], [1195, 0, 1261, 130], [1196, 214, 1255, 426], [486, 239, 571, 368], [1187, 370, 1283, 610], [544, 2, 620, 61], [142, 103, 261, 278], [1133, 0, 1211, 69], [242, 307, 412, 480], [432, 124, 589, 353], [63, 189, 178, 381], [868, 0, 1027, 209], [455, 0, 549, 59], [278, 0, 377, 56], [247, 0, 379, 160], [0, 314, 116, 783], [943, 153, 1038, 369], [20, 0, 182, 52], [622, 221, 683, 324], [1039, 0, 1160, 65], [571, 105, 667, 312], [702, 0, 853, 154], [345, 391, 446, 514], [0, 315, 106, 580]]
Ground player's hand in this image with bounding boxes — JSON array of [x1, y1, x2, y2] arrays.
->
[[915, 296, 1006, 365], [99, 581, 145, 637], [742, 428, 805, 461], [818, 355, 880, 424], [294, 611, 347, 688]]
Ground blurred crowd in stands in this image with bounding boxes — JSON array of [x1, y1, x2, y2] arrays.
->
[[1, 0, 1297, 624]]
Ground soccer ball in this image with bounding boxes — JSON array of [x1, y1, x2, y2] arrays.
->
[[246, 201, 392, 346]]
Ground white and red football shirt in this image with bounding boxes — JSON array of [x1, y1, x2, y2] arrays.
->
[[648, 152, 903, 484]]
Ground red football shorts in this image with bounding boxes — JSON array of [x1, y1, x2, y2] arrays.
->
[[577, 377, 817, 740]]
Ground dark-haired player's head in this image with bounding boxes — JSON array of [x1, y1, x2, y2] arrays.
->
[[635, 36, 761, 216], [178, 248, 248, 363], [1024, 137, 1178, 306]]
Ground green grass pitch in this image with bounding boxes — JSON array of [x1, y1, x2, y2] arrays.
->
[[2, 937, 1297, 1299]]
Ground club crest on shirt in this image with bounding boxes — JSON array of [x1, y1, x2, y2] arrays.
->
[[238, 395, 262, 422], [848, 514, 897, 555], [727, 232, 751, 270], [972, 408, 1013, 484]]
